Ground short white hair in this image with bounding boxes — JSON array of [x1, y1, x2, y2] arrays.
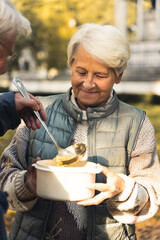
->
[[67, 23, 130, 76], [0, 0, 31, 41]]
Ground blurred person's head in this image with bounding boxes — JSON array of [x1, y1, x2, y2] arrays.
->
[[67, 23, 130, 110], [0, 0, 31, 74]]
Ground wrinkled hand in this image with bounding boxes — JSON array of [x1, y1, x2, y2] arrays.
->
[[15, 93, 47, 130], [24, 157, 41, 196], [77, 164, 125, 206]]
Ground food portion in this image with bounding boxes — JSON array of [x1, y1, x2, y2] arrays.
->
[[35, 160, 101, 201], [54, 154, 77, 166], [54, 143, 87, 166]]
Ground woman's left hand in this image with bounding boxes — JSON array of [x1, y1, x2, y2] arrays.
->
[[77, 164, 125, 206]]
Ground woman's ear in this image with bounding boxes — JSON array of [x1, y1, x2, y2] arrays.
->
[[115, 72, 123, 84]]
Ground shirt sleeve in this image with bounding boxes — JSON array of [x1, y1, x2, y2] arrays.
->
[[0, 92, 20, 136], [0, 123, 37, 211], [107, 116, 160, 224]]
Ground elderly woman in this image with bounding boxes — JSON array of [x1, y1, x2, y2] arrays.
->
[[0, 23, 160, 240], [0, 1, 46, 239]]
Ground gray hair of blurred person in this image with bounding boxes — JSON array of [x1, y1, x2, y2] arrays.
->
[[0, 0, 31, 41], [67, 23, 130, 77]]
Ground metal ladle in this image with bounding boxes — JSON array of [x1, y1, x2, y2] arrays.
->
[[13, 77, 86, 165]]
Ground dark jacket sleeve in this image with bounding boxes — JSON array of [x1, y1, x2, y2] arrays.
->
[[0, 92, 20, 136], [0, 191, 8, 240]]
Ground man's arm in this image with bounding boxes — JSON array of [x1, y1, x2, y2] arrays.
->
[[0, 92, 20, 136]]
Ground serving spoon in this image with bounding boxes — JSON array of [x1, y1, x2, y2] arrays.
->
[[13, 77, 86, 165]]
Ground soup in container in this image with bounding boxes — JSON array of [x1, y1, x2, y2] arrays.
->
[[33, 160, 101, 201]]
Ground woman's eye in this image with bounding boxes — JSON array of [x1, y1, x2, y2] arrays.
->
[[96, 75, 106, 79], [77, 71, 86, 76]]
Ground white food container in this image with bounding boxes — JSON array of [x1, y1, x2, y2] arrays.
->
[[34, 160, 101, 201]]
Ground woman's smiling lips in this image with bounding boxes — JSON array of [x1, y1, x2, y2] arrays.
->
[[80, 88, 98, 97]]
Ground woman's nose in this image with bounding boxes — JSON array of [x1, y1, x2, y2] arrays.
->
[[83, 75, 95, 88]]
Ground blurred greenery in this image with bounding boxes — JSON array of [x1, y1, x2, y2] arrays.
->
[[133, 103, 160, 157], [10, 0, 144, 72], [7, 0, 155, 74], [118, 94, 160, 157], [0, 130, 16, 156], [9, 0, 155, 73]]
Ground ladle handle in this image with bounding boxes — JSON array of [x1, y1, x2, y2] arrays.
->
[[13, 77, 61, 152]]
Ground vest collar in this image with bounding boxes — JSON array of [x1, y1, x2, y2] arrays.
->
[[63, 87, 119, 122]]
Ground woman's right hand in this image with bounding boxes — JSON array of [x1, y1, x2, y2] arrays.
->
[[24, 157, 41, 196]]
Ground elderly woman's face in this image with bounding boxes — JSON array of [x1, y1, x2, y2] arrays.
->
[[71, 47, 122, 110], [0, 34, 16, 74]]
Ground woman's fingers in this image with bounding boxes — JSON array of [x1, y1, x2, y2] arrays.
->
[[34, 157, 41, 163], [86, 183, 112, 192], [98, 164, 113, 178], [25, 158, 41, 196], [77, 164, 125, 206], [77, 192, 110, 206]]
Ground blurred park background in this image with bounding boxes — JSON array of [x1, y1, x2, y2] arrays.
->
[[1, 0, 160, 239]]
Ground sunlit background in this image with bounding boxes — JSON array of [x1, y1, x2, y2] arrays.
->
[[0, 0, 159, 96], [1, 1, 160, 239]]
